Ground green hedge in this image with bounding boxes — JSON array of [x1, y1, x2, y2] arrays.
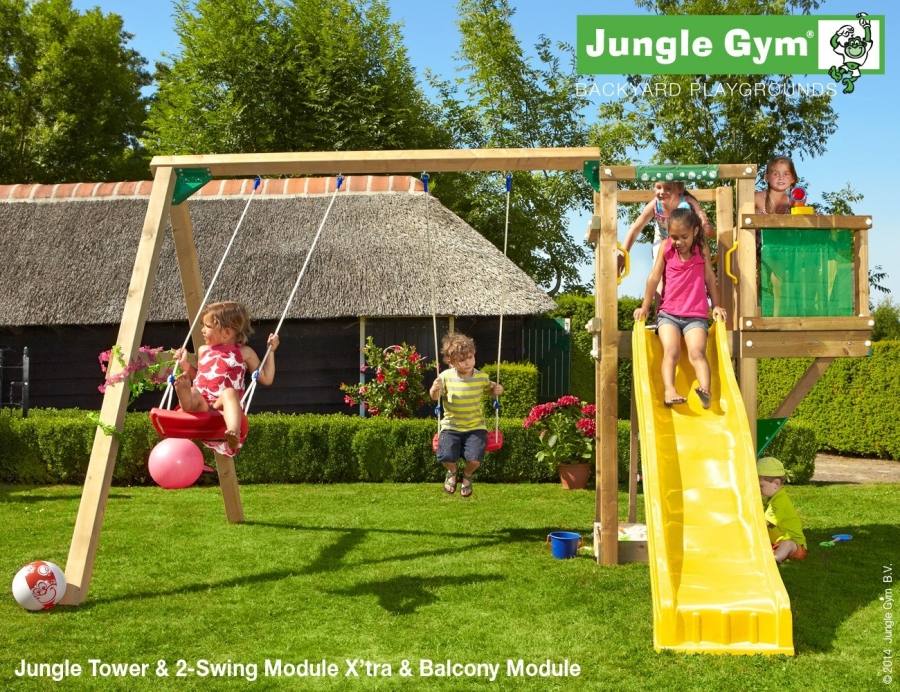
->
[[0, 409, 638, 486], [0, 409, 819, 485], [758, 342, 900, 460], [550, 294, 641, 412], [481, 361, 538, 419]]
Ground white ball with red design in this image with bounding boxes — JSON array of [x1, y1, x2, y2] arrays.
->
[[12, 560, 67, 611]]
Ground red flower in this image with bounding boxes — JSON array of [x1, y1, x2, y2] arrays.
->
[[376, 369, 385, 383]]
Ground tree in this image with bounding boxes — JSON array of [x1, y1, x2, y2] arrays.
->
[[594, 0, 836, 174], [427, 0, 593, 293], [0, 0, 150, 183], [145, 0, 443, 155], [818, 184, 891, 302], [871, 298, 900, 342]]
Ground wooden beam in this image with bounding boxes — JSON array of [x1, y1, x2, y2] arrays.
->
[[739, 331, 871, 358], [617, 188, 719, 203], [773, 358, 835, 418], [150, 147, 600, 176], [741, 214, 873, 230], [598, 164, 756, 180], [596, 181, 619, 565], [739, 316, 875, 331], [169, 202, 205, 351], [62, 166, 176, 605]]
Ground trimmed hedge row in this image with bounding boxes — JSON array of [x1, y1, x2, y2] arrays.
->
[[758, 341, 900, 460], [481, 361, 538, 419], [0, 408, 817, 485]]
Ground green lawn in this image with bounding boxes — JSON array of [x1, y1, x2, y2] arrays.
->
[[1, 482, 897, 690]]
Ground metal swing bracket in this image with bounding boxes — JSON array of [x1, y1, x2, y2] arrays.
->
[[172, 168, 213, 205]]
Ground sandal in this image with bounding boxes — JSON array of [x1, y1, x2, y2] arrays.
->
[[664, 395, 687, 407], [695, 387, 711, 409], [460, 474, 474, 498], [443, 471, 458, 494]]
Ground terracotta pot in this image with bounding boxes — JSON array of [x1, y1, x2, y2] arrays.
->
[[558, 462, 591, 490]]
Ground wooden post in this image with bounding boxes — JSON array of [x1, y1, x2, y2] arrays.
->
[[215, 453, 244, 523], [855, 227, 870, 316], [596, 181, 619, 565], [171, 200, 245, 523], [715, 185, 736, 331], [61, 166, 176, 605], [628, 389, 638, 524], [169, 202, 205, 350], [736, 179, 758, 450]]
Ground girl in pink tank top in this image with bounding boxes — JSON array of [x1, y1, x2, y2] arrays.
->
[[633, 209, 726, 409]]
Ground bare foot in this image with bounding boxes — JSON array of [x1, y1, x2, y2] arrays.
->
[[663, 390, 687, 406], [174, 373, 194, 409], [224, 430, 240, 452]]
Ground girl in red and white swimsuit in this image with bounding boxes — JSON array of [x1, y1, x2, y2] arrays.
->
[[174, 301, 279, 456]]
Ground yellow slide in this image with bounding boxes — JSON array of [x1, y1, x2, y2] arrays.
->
[[631, 321, 793, 655]]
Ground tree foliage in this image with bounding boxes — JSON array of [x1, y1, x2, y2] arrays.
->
[[0, 0, 150, 183], [145, 0, 443, 154], [594, 0, 836, 172], [427, 0, 593, 293]]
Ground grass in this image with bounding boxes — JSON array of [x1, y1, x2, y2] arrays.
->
[[1, 481, 897, 690]]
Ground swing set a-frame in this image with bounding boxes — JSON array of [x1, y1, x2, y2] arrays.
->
[[61, 148, 873, 616]]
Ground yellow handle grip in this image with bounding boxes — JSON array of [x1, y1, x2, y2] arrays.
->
[[724, 241, 739, 286], [616, 243, 630, 286]]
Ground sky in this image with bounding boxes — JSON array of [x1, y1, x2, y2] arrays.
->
[[71, 0, 899, 299]]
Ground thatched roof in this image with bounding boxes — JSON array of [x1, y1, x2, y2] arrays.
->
[[0, 176, 554, 326]]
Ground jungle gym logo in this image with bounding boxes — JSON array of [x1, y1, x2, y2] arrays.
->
[[577, 13, 883, 93]]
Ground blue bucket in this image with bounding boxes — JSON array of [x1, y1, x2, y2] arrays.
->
[[547, 531, 582, 559]]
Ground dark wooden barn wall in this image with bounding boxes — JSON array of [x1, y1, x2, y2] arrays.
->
[[0, 316, 526, 414]]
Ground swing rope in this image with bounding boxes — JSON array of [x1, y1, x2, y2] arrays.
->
[[240, 175, 344, 412], [491, 173, 513, 437], [427, 173, 512, 444], [423, 174, 444, 430], [160, 176, 262, 410]]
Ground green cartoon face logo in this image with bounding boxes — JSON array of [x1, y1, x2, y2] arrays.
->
[[827, 12, 874, 94]]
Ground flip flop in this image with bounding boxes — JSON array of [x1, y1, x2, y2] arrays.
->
[[664, 396, 687, 407], [460, 475, 474, 498], [443, 472, 458, 494], [695, 388, 711, 409]]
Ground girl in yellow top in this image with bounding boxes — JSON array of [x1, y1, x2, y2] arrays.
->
[[429, 333, 503, 498]]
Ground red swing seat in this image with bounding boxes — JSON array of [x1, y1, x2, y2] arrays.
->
[[431, 430, 503, 454], [149, 407, 249, 443]]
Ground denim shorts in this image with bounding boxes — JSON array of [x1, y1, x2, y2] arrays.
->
[[436, 429, 487, 464], [657, 311, 708, 334]]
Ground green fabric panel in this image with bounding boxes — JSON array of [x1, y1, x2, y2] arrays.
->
[[760, 229, 854, 317], [634, 165, 719, 183]]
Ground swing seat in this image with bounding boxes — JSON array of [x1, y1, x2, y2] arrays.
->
[[431, 430, 503, 454], [149, 408, 249, 443]]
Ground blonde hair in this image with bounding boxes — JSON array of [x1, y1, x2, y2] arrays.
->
[[440, 332, 476, 366], [763, 156, 799, 213], [202, 301, 253, 344]]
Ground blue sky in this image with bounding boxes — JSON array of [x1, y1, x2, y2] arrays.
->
[[72, 0, 898, 299]]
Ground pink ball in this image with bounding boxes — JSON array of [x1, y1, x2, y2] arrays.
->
[[148, 438, 206, 489], [12, 560, 66, 611]]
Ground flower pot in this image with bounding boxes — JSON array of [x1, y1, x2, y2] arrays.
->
[[558, 462, 591, 490]]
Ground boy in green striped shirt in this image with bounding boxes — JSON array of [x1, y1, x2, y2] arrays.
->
[[429, 333, 503, 498]]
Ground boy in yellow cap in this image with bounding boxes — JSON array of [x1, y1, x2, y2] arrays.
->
[[757, 456, 808, 563]]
